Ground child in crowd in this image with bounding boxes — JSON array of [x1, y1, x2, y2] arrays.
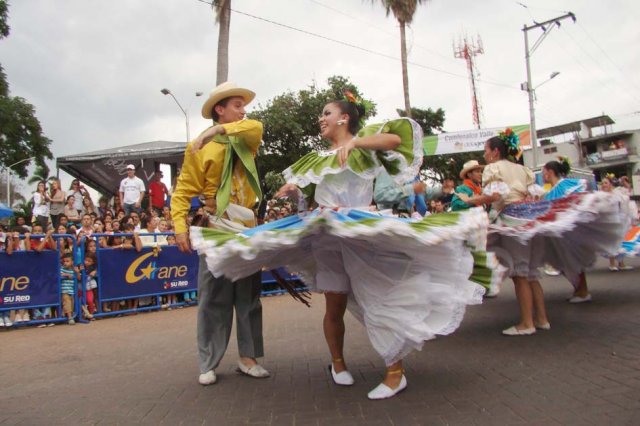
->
[[60, 254, 76, 325], [80, 254, 98, 319], [9, 231, 31, 324], [0, 230, 15, 327], [30, 228, 56, 325]]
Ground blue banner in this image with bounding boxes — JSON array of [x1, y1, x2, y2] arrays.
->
[[0, 251, 60, 309], [98, 246, 199, 301]]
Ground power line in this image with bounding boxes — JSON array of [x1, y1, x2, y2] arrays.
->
[[576, 21, 640, 95], [197, 0, 519, 91], [555, 30, 640, 105]]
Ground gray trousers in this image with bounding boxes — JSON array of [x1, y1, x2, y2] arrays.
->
[[197, 255, 264, 373]]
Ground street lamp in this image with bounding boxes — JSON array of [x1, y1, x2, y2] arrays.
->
[[5, 156, 36, 207], [161, 89, 203, 142], [521, 71, 560, 98]]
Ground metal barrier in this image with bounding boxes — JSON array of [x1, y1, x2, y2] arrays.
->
[[2, 231, 307, 327], [78, 232, 198, 320], [0, 234, 80, 327]]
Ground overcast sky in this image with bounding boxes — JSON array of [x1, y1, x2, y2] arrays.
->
[[1, 0, 639, 191]]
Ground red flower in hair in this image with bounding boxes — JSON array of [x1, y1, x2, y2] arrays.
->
[[343, 89, 357, 104]]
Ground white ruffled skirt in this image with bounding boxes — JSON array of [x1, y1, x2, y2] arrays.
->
[[191, 208, 488, 365], [488, 192, 628, 286]]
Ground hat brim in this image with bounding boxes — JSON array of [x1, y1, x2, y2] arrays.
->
[[201, 88, 256, 119], [459, 165, 484, 179]]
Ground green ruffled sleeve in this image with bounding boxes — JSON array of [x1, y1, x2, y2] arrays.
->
[[283, 118, 423, 188], [358, 118, 422, 181]]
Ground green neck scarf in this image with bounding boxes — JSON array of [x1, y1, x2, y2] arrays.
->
[[211, 125, 262, 218]]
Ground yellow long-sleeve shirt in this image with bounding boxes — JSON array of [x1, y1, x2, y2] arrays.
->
[[171, 119, 263, 234]]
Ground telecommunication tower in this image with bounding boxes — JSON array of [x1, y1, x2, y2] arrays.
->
[[453, 34, 484, 129]]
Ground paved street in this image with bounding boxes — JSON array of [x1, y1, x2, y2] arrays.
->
[[1, 257, 639, 425]]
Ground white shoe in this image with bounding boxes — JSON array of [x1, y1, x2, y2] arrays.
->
[[237, 360, 270, 378], [543, 265, 561, 276], [367, 375, 407, 400], [22, 312, 30, 322], [4, 317, 13, 327], [568, 294, 592, 304], [329, 364, 354, 386], [0, 317, 5, 327], [14, 313, 23, 323], [485, 287, 500, 298], [198, 370, 217, 385], [535, 322, 551, 330], [502, 326, 536, 336]]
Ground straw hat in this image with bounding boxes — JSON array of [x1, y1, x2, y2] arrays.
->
[[459, 160, 484, 179], [201, 82, 256, 119]]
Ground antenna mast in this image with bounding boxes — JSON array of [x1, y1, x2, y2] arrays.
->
[[453, 33, 485, 129]]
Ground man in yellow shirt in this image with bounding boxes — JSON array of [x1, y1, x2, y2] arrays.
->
[[171, 82, 268, 385]]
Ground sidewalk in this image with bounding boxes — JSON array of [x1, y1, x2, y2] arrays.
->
[[1, 258, 639, 425]]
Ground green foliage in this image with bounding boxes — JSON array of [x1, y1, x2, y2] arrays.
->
[[27, 165, 53, 186], [263, 170, 285, 196], [397, 106, 480, 183], [421, 151, 483, 183], [397, 106, 444, 136], [248, 75, 376, 198], [0, 2, 53, 178], [373, 0, 430, 24], [0, 0, 9, 39], [12, 198, 33, 222]]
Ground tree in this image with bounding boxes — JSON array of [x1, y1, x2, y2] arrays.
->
[[371, 0, 429, 118], [0, 1, 53, 178], [12, 198, 33, 222], [27, 164, 53, 186], [398, 106, 480, 183], [249, 76, 376, 198], [212, 0, 231, 85]]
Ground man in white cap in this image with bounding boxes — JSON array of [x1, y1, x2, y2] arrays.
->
[[171, 81, 268, 385], [119, 164, 145, 215]]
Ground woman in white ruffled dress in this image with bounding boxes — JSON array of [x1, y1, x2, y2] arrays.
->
[[459, 131, 627, 335], [458, 131, 550, 336], [541, 159, 591, 302], [192, 94, 489, 399], [601, 175, 636, 271]]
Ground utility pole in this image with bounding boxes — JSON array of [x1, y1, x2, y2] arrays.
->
[[523, 12, 576, 168]]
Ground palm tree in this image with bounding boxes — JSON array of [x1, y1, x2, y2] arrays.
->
[[27, 164, 53, 186], [212, 0, 231, 85], [12, 198, 33, 221], [371, 0, 429, 118]]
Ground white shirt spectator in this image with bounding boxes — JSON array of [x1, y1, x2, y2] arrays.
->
[[119, 176, 145, 205], [32, 192, 50, 217]]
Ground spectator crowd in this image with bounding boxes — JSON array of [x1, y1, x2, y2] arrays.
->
[[0, 166, 198, 329]]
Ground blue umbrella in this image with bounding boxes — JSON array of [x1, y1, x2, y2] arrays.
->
[[0, 203, 13, 219]]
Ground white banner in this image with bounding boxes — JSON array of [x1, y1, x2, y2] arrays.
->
[[423, 125, 531, 156]]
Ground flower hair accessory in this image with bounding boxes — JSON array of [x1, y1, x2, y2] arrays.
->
[[498, 128, 522, 160], [341, 89, 373, 127], [605, 172, 616, 180], [343, 89, 358, 104]]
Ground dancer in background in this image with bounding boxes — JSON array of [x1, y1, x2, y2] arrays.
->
[[600, 174, 636, 271], [541, 158, 590, 302], [459, 131, 628, 335]]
